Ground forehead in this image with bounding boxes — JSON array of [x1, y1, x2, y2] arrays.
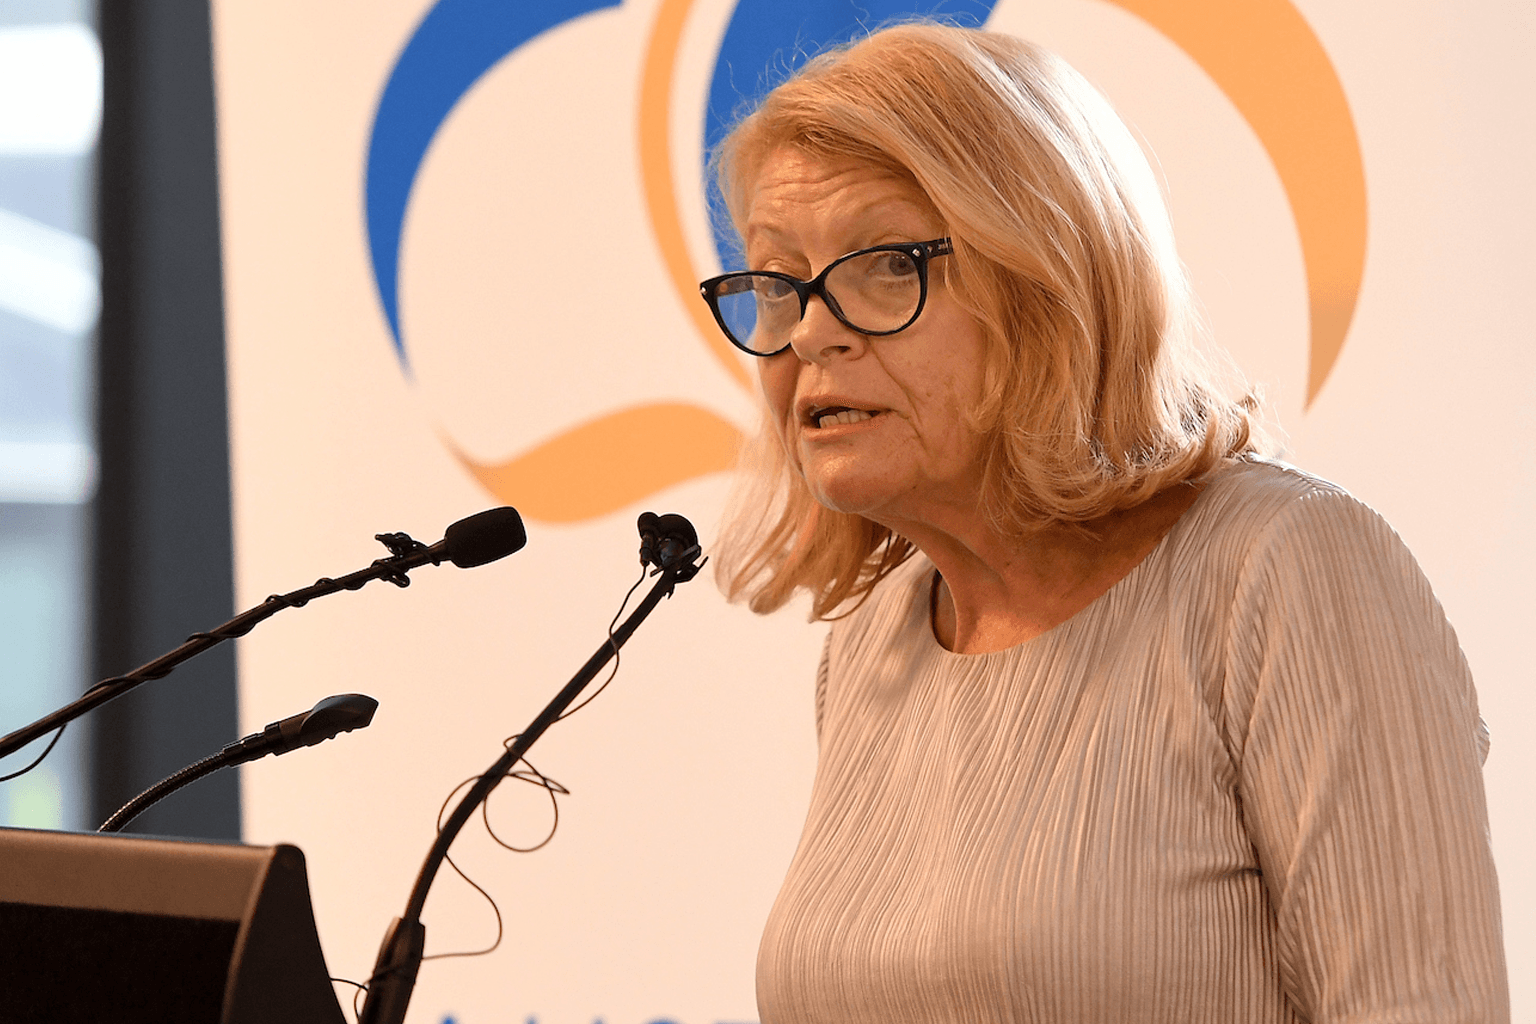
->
[[742, 147, 935, 254]]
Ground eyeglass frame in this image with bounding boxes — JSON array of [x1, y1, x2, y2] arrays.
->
[[698, 237, 954, 357]]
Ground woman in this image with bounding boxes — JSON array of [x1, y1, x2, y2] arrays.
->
[[699, 22, 1508, 1024]]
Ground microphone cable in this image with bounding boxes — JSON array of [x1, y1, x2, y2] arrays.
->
[[0, 725, 64, 783], [345, 561, 651, 1009]]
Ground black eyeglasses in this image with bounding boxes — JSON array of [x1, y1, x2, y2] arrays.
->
[[699, 238, 953, 356]]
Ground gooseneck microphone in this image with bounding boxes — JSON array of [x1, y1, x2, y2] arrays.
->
[[0, 507, 526, 766], [99, 693, 380, 833], [358, 512, 705, 1024]]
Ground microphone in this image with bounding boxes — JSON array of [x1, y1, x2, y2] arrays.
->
[[0, 507, 526, 766], [441, 506, 527, 567], [383, 506, 528, 573], [637, 511, 704, 581], [99, 694, 379, 833], [219, 693, 379, 765]]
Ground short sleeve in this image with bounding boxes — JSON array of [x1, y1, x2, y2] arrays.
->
[[1220, 487, 1509, 1022]]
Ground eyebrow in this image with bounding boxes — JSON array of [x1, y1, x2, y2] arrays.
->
[[744, 200, 937, 267]]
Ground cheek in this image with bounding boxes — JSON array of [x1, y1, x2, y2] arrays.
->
[[930, 313, 991, 422], [899, 318, 991, 461], [756, 357, 805, 469], [758, 358, 798, 431]]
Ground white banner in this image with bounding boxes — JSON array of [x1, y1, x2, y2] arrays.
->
[[214, 1, 1535, 1021]]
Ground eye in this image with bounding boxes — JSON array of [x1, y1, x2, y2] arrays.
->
[[756, 277, 798, 301], [869, 250, 918, 278]]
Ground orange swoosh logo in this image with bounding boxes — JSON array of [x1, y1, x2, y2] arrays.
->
[[1103, 0, 1367, 405], [455, 0, 748, 522], [639, 0, 752, 392], [451, 404, 742, 523]]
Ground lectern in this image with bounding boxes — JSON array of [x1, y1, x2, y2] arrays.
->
[[0, 826, 345, 1023]]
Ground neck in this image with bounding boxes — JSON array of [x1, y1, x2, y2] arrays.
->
[[889, 482, 1203, 655]]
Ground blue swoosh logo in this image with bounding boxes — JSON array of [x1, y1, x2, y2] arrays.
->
[[365, 0, 620, 368]]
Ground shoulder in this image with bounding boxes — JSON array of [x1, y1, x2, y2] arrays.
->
[[1189, 455, 1429, 604], [1197, 459, 1486, 758], [1147, 457, 1485, 747], [1159, 456, 1409, 596], [826, 552, 935, 668], [1178, 455, 1356, 544], [810, 554, 938, 747], [1173, 455, 1449, 650]]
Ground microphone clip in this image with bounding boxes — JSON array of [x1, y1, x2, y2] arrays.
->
[[373, 531, 427, 586], [657, 543, 706, 584]]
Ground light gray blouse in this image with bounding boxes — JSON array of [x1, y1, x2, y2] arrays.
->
[[757, 459, 1508, 1023]]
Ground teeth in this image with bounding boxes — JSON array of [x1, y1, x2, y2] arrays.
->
[[816, 408, 875, 429]]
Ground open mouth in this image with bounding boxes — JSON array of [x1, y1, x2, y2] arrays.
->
[[809, 406, 879, 430]]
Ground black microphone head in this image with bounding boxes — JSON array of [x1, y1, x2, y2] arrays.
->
[[443, 507, 527, 568], [639, 511, 701, 578], [654, 513, 698, 551], [296, 694, 380, 748]]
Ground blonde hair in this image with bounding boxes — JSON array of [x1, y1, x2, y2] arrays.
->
[[714, 22, 1259, 619]]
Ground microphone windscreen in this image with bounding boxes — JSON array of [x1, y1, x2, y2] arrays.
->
[[443, 506, 527, 568], [654, 513, 698, 548]]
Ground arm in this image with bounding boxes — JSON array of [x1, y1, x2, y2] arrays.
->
[[1222, 487, 1508, 1022]]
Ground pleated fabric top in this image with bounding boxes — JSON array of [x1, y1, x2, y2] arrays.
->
[[757, 458, 1508, 1023]]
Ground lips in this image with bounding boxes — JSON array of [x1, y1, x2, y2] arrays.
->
[[803, 403, 881, 430], [817, 405, 878, 426]]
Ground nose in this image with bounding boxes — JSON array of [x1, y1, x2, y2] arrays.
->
[[787, 294, 867, 364]]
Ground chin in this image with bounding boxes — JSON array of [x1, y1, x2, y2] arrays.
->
[[805, 472, 899, 519]]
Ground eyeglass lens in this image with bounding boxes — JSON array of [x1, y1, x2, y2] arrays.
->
[[714, 248, 924, 354]]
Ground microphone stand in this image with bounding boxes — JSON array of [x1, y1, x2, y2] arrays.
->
[[358, 546, 703, 1024], [1, 530, 472, 763]]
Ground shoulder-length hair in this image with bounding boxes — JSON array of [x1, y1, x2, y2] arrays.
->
[[714, 22, 1259, 619]]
